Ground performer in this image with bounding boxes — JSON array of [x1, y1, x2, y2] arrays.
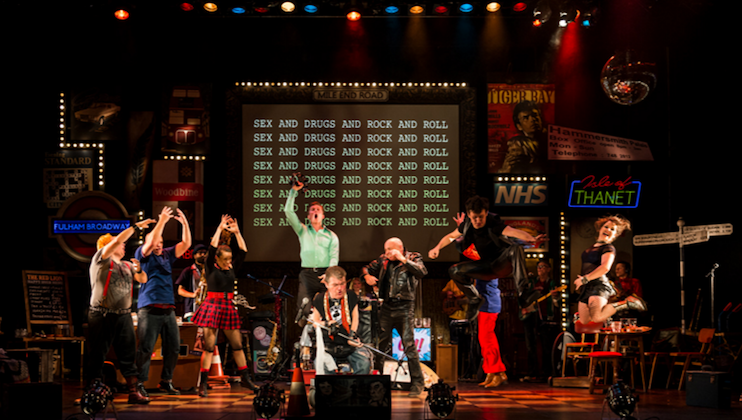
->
[[613, 261, 644, 300], [193, 215, 258, 397], [135, 206, 191, 396], [86, 218, 154, 404], [428, 195, 545, 388], [285, 179, 339, 323], [520, 260, 560, 381], [311, 266, 371, 375], [575, 215, 646, 325], [362, 237, 427, 397], [175, 243, 207, 318]]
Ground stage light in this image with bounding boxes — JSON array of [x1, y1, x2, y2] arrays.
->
[[114, 9, 130, 20], [558, 2, 577, 27], [580, 6, 598, 27], [253, 384, 285, 419], [81, 379, 114, 416], [304, 3, 319, 13], [434, 4, 449, 14], [512, 2, 527, 12], [254, 2, 270, 13], [485, 2, 501, 12], [281, 1, 296, 12], [533, 0, 551, 26], [425, 379, 458, 419], [458, 3, 474, 13], [203, 2, 218, 12], [347, 9, 361, 20], [606, 382, 639, 420], [384, 4, 400, 14], [232, 5, 247, 14], [179, 2, 195, 12], [409, 4, 425, 14]]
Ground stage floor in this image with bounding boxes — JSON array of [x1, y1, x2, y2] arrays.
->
[[56, 377, 741, 420]]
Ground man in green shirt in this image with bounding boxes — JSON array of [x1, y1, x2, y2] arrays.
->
[[286, 181, 340, 324]]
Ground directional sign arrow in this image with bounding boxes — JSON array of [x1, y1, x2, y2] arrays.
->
[[684, 223, 733, 237]]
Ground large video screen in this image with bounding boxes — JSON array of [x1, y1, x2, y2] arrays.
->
[[241, 103, 459, 262]]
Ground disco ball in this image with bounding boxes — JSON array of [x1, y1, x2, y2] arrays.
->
[[600, 49, 656, 105]]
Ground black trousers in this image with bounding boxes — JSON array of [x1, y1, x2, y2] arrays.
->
[[378, 299, 424, 388], [297, 268, 327, 317], [86, 310, 138, 382]]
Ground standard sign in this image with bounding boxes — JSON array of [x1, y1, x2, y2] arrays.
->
[[633, 230, 709, 246]]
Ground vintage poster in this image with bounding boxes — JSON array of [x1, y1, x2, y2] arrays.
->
[[487, 84, 555, 174]]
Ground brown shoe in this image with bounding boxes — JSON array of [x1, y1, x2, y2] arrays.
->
[[485, 372, 508, 388], [125, 377, 150, 405], [478, 373, 496, 387]]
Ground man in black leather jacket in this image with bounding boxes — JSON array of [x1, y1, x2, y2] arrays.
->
[[362, 237, 427, 397]]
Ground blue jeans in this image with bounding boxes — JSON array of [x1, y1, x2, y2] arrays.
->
[[136, 306, 180, 382]]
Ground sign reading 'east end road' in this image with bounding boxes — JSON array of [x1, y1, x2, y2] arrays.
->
[[568, 175, 641, 208]]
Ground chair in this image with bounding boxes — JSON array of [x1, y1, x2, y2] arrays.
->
[[666, 328, 715, 390], [562, 321, 603, 377], [587, 350, 623, 394]]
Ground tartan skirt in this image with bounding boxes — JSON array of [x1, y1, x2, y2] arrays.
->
[[193, 296, 241, 330]]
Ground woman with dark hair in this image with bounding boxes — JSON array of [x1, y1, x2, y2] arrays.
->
[[193, 215, 257, 396], [575, 215, 647, 324]]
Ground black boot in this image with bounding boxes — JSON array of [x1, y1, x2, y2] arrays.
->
[[126, 377, 150, 405], [159, 380, 181, 395], [198, 371, 209, 397], [239, 367, 258, 391]]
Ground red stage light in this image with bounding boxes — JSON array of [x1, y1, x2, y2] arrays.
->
[[532, 18, 542, 27], [114, 9, 130, 20], [254, 6, 269, 13], [434, 5, 448, 14], [347, 10, 361, 20], [179, 2, 195, 12], [513, 2, 527, 12]]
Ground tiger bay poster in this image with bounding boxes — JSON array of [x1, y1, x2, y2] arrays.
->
[[487, 84, 555, 174]]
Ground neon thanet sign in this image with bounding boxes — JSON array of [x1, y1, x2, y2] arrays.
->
[[568, 175, 641, 208]]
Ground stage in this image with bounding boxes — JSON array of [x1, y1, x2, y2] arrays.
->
[[50, 377, 741, 420]]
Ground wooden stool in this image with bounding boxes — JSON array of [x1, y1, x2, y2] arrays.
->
[[587, 351, 623, 394]]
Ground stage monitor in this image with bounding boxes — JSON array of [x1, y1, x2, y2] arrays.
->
[[227, 85, 476, 262]]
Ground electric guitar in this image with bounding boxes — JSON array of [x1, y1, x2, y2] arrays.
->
[[518, 285, 567, 321]]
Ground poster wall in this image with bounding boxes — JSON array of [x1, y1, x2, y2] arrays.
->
[[487, 84, 555, 174]]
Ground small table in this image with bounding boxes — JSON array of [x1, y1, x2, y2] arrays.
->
[[23, 336, 86, 381], [600, 327, 651, 392]]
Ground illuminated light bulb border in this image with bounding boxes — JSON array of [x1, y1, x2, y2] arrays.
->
[[559, 211, 569, 331], [235, 81, 469, 88], [59, 92, 109, 187], [163, 155, 207, 161]]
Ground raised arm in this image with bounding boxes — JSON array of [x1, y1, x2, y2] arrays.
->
[[140, 206, 173, 257], [101, 218, 156, 261], [502, 225, 547, 244], [174, 208, 192, 258], [284, 185, 304, 234], [226, 217, 248, 253], [211, 215, 231, 249], [428, 212, 465, 259]]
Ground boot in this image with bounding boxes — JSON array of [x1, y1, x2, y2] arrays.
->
[[239, 367, 258, 391], [159, 380, 181, 395], [198, 371, 209, 397], [612, 295, 647, 313], [478, 373, 496, 387], [485, 372, 508, 388], [126, 377, 150, 404]]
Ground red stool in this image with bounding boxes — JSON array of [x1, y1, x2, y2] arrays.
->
[[587, 351, 623, 394]]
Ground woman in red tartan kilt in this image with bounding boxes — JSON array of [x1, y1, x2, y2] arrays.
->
[[193, 215, 257, 396]]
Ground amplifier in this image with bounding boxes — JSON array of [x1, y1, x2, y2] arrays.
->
[[686, 371, 731, 409]]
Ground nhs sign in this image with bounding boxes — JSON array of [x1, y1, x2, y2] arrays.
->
[[493, 183, 548, 206]]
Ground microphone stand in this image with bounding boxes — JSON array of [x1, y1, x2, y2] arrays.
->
[[705, 264, 719, 328]]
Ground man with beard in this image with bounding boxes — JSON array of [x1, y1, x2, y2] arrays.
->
[[175, 243, 208, 317]]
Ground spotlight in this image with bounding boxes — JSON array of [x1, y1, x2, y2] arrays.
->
[[253, 384, 285, 419], [458, 3, 474, 13], [606, 382, 639, 420], [485, 2, 501, 13], [114, 9, 130, 20], [425, 379, 458, 419], [558, 2, 577, 27], [304, 3, 319, 13], [580, 6, 599, 27], [81, 379, 114, 416], [433, 4, 449, 15], [409, 4, 425, 14], [281, 1, 296, 12], [384, 4, 400, 14], [533, 0, 551, 26], [203, 2, 218, 12], [179, 2, 195, 12], [231, 5, 248, 14], [347, 9, 361, 20], [512, 2, 527, 12]]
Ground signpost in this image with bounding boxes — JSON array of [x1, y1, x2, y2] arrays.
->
[[633, 219, 733, 333]]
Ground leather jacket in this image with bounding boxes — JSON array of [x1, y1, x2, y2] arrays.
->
[[363, 252, 427, 301]]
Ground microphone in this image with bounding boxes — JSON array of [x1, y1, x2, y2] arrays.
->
[[705, 263, 719, 277], [295, 297, 310, 323]]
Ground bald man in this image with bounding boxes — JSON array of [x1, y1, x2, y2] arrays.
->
[[362, 237, 427, 397]]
